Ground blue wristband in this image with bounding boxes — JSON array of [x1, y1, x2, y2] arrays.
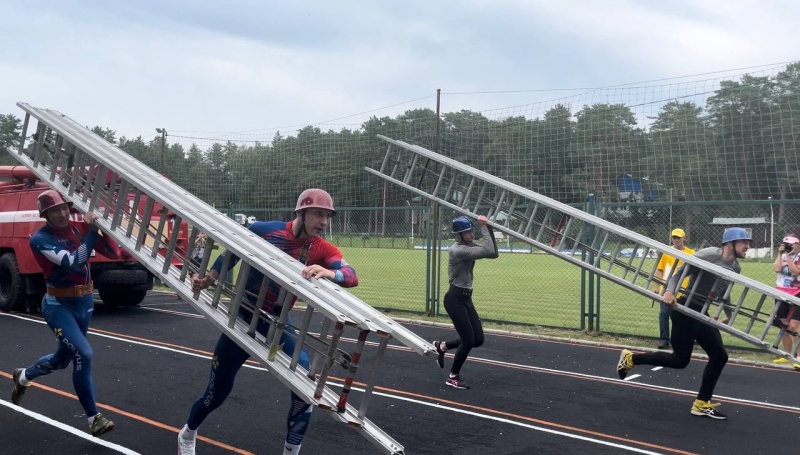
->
[[333, 270, 343, 283]]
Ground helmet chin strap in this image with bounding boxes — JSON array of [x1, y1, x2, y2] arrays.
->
[[294, 210, 311, 239]]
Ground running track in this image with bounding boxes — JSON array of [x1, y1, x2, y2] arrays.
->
[[1, 291, 797, 454]]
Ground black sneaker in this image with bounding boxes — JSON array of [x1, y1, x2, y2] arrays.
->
[[657, 343, 669, 350], [90, 413, 115, 436], [433, 341, 445, 369], [690, 400, 728, 420], [446, 375, 470, 389], [11, 368, 29, 406]]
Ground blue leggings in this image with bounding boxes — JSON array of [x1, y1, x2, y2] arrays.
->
[[186, 319, 312, 446], [25, 294, 97, 416]]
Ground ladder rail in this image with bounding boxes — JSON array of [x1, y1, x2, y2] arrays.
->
[[372, 135, 800, 315], [12, 104, 423, 454], [16, 103, 429, 350], [368, 135, 799, 364]]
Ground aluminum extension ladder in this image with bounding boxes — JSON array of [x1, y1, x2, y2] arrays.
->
[[366, 134, 800, 364], [11, 103, 434, 455]]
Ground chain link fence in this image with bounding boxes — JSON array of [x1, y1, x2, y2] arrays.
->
[[12, 63, 800, 347], [232, 199, 797, 347]]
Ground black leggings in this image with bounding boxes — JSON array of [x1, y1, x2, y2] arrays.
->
[[443, 289, 484, 375], [633, 310, 728, 401]]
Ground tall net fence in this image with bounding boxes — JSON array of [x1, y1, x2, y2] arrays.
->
[[9, 62, 800, 346], [321, 201, 799, 344], [121, 61, 800, 345], [109, 61, 800, 214]]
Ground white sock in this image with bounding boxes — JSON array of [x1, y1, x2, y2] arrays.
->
[[18, 370, 30, 386], [88, 414, 97, 425], [180, 424, 197, 440], [283, 442, 301, 454]]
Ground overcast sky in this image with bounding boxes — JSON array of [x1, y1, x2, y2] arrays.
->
[[2, 0, 799, 142]]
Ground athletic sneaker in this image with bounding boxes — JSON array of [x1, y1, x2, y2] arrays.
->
[[772, 357, 789, 364], [11, 368, 28, 405], [616, 349, 634, 379], [178, 429, 197, 455], [690, 399, 728, 420], [89, 413, 115, 436], [433, 340, 445, 369], [446, 375, 470, 390]]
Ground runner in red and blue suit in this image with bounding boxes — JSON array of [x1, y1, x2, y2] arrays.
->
[[10, 190, 117, 436], [178, 189, 358, 455]]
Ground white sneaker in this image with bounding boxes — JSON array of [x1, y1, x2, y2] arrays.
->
[[178, 431, 197, 455]]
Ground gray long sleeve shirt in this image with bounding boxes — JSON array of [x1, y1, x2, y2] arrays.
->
[[448, 224, 499, 289], [666, 247, 741, 311]]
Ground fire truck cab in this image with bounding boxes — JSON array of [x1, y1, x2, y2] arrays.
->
[[0, 166, 185, 311]]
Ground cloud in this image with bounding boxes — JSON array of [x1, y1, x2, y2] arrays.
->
[[1, 0, 798, 140], [496, 0, 800, 75]]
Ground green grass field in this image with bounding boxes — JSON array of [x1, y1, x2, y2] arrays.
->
[[337, 247, 783, 351], [203, 245, 782, 351]]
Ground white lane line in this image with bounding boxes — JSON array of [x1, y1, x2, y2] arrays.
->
[[6, 311, 799, 412], [137, 306, 204, 318], [5, 312, 799, 417], [0, 400, 141, 455], [651, 367, 663, 371], [0, 313, 800, 454], [624, 374, 643, 381], [330, 383, 665, 455]]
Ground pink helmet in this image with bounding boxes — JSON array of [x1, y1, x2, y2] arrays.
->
[[295, 189, 335, 214], [37, 190, 72, 217]]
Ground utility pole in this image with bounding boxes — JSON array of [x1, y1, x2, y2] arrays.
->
[[155, 128, 167, 173]]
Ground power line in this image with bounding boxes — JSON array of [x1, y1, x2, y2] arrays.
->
[[166, 59, 799, 136], [170, 94, 436, 135], [443, 59, 799, 95]]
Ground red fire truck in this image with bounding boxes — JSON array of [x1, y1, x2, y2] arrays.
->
[[0, 166, 188, 311]]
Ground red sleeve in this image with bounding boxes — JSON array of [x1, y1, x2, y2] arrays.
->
[[311, 240, 358, 288]]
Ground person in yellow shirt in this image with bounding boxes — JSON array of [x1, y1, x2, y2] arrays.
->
[[654, 228, 695, 349]]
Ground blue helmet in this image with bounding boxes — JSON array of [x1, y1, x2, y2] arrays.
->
[[452, 216, 473, 234], [722, 227, 751, 244]]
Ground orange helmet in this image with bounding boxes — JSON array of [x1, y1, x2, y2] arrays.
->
[[295, 189, 335, 214], [37, 190, 72, 217]]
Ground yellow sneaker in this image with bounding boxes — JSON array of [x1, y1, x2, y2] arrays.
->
[[616, 349, 634, 379], [772, 357, 789, 364]]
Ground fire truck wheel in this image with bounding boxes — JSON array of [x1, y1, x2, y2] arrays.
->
[[0, 253, 25, 312], [98, 288, 147, 306]]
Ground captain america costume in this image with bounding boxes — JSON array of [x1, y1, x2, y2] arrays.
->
[[25, 221, 119, 417], [30, 222, 119, 287], [185, 220, 358, 447]]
